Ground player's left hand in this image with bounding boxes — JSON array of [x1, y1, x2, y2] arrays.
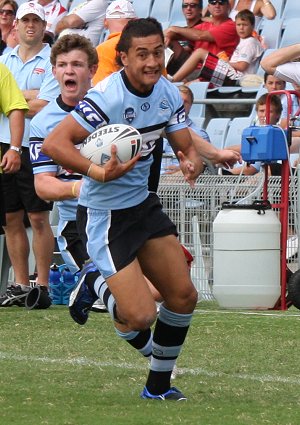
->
[[177, 150, 203, 187], [103, 144, 141, 182]]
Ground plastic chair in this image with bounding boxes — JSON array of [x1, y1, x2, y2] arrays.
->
[[256, 48, 276, 76], [190, 116, 205, 130], [282, 0, 300, 26], [259, 19, 283, 49], [150, 0, 173, 23], [169, 0, 185, 25], [279, 19, 300, 48], [132, 0, 153, 18], [205, 118, 231, 150], [224, 117, 253, 148], [188, 81, 209, 118]]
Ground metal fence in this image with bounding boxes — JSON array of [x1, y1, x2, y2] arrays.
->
[[157, 173, 299, 301]]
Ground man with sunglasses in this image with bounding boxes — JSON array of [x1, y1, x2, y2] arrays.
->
[[165, 0, 239, 78]]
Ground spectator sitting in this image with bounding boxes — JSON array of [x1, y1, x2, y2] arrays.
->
[[225, 93, 282, 175], [170, 9, 264, 87], [0, 0, 18, 54], [164, 0, 239, 78], [262, 72, 300, 145], [55, 0, 107, 47], [162, 84, 240, 174], [263, 71, 286, 93], [92, 0, 137, 85], [228, 0, 276, 28], [35, 0, 67, 43]]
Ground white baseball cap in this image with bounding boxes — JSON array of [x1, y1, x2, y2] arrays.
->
[[105, 0, 137, 19], [16, 2, 45, 21]]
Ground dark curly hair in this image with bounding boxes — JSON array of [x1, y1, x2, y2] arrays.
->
[[50, 34, 98, 68], [116, 17, 164, 67]]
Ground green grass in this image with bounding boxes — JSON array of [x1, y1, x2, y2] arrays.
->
[[1, 302, 300, 425]]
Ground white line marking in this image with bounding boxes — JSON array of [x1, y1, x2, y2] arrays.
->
[[1, 352, 299, 385], [195, 309, 300, 317]]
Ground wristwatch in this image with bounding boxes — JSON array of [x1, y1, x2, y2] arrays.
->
[[9, 146, 22, 155]]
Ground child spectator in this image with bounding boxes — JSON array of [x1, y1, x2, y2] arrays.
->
[[170, 9, 264, 87], [226, 93, 282, 175]]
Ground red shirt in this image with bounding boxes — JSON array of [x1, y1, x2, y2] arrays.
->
[[193, 19, 239, 58]]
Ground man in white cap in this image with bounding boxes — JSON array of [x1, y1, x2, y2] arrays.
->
[[0, 1, 59, 307], [93, 0, 137, 85], [55, 0, 108, 47]]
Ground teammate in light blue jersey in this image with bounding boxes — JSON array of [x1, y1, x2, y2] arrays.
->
[[30, 34, 99, 274], [43, 18, 203, 401]]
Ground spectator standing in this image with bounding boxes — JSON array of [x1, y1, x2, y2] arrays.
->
[[165, 0, 239, 77], [92, 0, 137, 85], [170, 9, 263, 87], [0, 2, 59, 307], [0, 0, 18, 54], [0, 63, 28, 232], [55, 0, 108, 47]]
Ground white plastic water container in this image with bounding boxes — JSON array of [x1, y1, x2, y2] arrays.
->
[[213, 203, 281, 308]]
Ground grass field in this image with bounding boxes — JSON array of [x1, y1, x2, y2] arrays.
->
[[1, 301, 300, 425]]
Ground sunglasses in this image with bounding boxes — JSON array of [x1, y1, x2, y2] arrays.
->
[[0, 9, 15, 16], [208, 1, 228, 5], [182, 3, 199, 9]]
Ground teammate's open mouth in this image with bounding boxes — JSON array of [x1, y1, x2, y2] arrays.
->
[[65, 79, 77, 88]]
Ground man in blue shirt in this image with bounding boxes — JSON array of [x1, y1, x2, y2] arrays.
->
[[0, 2, 59, 307], [43, 17, 203, 401]]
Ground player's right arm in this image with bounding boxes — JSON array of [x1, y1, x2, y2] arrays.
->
[[42, 114, 140, 183]]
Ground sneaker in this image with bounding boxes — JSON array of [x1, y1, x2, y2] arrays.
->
[[68, 261, 98, 325], [140, 386, 187, 401], [0, 284, 30, 307], [91, 298, 108, 313]]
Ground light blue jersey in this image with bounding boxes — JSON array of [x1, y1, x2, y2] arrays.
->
[[0, 44, 60, 147], [72, 70, 187, 210], [30, 95, 82, 222]]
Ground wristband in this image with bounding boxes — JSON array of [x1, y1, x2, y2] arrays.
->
[[71, 181, 79, 198], [86, 163, 94, 177], [86, 162, 105, 183]]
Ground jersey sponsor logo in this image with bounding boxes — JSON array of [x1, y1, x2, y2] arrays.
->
[[159, 99, 170, 110], [123, 107, 136, 123], [76, 100, 104, 128], [141, 102, 150, 112], [33, 67, 45, 74]]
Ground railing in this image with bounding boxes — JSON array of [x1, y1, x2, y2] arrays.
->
[[157, 173, 299, 301]]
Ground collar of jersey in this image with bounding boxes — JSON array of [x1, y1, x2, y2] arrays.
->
[[121, 69, 154, 98]]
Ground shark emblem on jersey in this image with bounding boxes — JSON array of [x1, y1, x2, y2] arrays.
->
[[159, 99, 170, 110]]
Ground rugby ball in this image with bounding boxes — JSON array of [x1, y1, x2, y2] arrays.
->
[[80, 124, 142, 165]]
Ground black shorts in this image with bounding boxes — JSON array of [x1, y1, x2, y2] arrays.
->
[[77, 192, 178, 278], [1, 144, 52, 213], [58, 220, 90, 271]]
